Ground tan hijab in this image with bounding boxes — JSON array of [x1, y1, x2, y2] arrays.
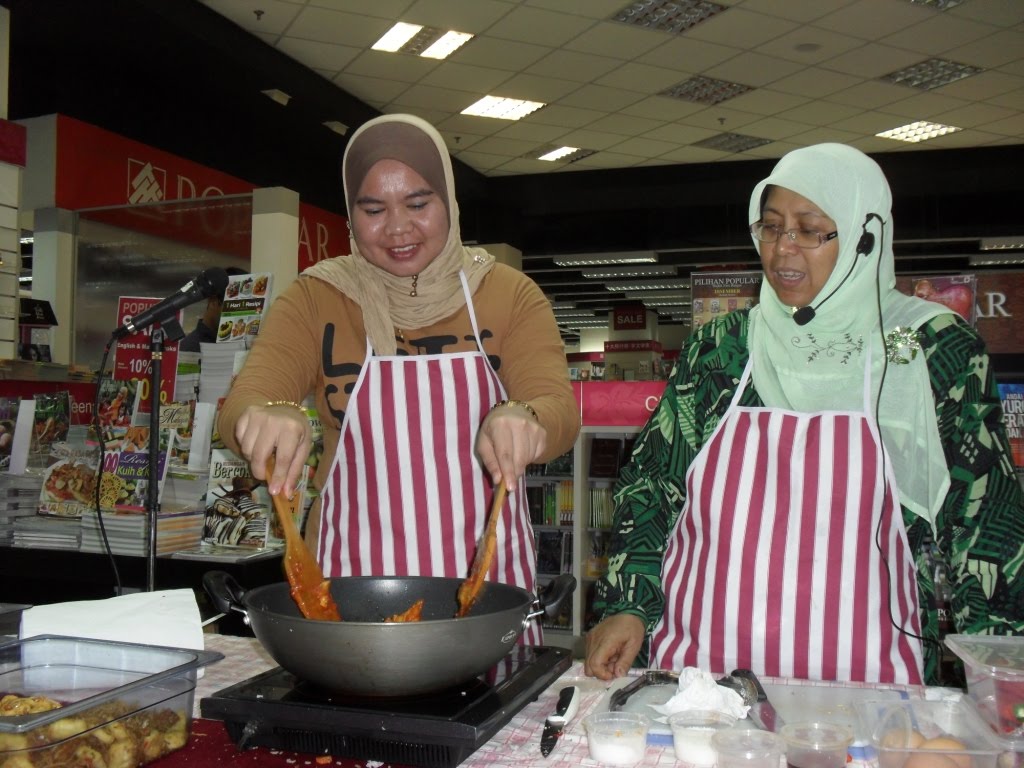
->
[[304, 113, 494, 355]]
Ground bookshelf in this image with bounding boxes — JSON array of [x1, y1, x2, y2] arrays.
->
[[528, 425, 640, 655]]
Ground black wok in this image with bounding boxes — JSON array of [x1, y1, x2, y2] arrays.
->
[[204, 571, 575, 697]]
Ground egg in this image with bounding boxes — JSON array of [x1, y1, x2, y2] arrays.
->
[[918, 736, 971, 768], [904, 752, 964, 768]]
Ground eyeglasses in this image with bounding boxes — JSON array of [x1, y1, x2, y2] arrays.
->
[[750, 222, 838, 249]]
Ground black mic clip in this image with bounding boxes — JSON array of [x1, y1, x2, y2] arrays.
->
[[792, 306, 815, 326]]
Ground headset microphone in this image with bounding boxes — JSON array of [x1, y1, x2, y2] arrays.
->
[[791, 212, 881, 326]]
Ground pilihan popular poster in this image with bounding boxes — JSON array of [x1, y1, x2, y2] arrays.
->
[[691, 271, 762, 329]]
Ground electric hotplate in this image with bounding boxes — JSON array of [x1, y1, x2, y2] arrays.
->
[[200, 645, 571, 768]]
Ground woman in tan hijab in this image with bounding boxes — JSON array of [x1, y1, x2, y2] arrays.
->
[[218, 114, 578, 633]]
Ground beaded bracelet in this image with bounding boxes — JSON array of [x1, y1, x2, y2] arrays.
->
[[492, 399, 538, 420], [265, 400, 307, 416]]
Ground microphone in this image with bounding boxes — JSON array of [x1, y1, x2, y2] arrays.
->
[[113, 267, 230, 339]]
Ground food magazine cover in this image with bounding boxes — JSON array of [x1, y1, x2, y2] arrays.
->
[[217, 272, 273, 346], [998, 382, 1024, 468], [691, 271, 761, 330], [895, 274, 977, 326]]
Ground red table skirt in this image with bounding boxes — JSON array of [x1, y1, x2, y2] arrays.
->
[[154, 718, 406, 768]]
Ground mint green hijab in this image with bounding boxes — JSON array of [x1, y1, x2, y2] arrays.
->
[[747, 143, 951, 525]]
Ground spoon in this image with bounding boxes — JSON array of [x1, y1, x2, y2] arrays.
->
[[266, 455, 341, 621], [455, 484, 508, 617]]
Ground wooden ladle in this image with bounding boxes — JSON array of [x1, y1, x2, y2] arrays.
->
[[455, 484, 508, 617], [266, 456, 341, 621]]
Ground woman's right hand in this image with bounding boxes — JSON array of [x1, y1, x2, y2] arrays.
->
[[584, 613, 645, 680], [234, 403, 311, 497]]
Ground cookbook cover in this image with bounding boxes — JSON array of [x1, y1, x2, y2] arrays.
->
[[895, 274, 978, 326], [998, 382, 1024, 468], [217, 272, 273, 346], [203, 448, 275, 548]]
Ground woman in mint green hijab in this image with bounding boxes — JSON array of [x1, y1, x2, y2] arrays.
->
[[586, 143, 1024, 686]]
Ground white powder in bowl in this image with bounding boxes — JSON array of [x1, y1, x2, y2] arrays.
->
[[588, 737, 647, 765], [672, 725, 718, 767]]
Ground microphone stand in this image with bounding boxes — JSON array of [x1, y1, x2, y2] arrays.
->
[[145, 325, 165, 593]]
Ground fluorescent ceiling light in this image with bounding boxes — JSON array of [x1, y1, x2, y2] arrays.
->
[[876, 121, 961, 143], [372, 22, 422, 52], [260, 88, 291, 106], [538, 146, 579, 162], [19, 236, 33, 245], [625, 290, 690, 300], [879, 58, 983, 90], [323, 121, 349, 136], [612, 0, 726, 34], [605, 278, 691, 291], [421, 30, 473, 59], [693, 132, 771, 152], [582, 265, 677, 279], [643, 298, 692, 307], [907, 0, 964, 8], [969, 254, 1024, 266], [549, 301, 576, 309], [979, 236, 1024, 251], [552, 251, 657, 266], [553, 310, 597, 318], [660, 75, 752, 105], [461, 96, 545, 120], [18, 276, 32, 283], [559, 319, 611, 328]]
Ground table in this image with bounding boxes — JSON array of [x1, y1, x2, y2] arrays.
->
[[190, 635, 932, 768]]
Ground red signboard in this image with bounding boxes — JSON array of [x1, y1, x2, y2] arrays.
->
[[0, 120, 27, 167], [572, 381, 666, 427], [613, 304, 647, 330], [604, 340, 662, 353], [111, 297, 180, 408], [53, 115, 349, 269]]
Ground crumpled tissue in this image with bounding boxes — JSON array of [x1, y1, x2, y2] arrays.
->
[[651, 667, 750, 719], [19, 588, 205, 652]]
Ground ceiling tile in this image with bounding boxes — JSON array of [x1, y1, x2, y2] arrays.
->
[[787, 125, 869, 146], [642, 123, 717, 145], [565, 20, 669, 59], [741, 115, 818, 141], [595, 62, 696, 93], [333, 73, 410, 104], [737, 0, 858, 24], [754, 24, 866, 66], [484, 6, 596, 47], [830, 109, 917, 134], [823, 43, 925, 79], [566, 150, 643, 168], [880, 13, 995, 57], [448, 148, 509, 170], [827, 80, 916, 110], [936, 70, 1024, 101], [776, 98, 869, 126], [948, 29, 1024, 69], [419, 61, 515, 93], [605, 136, 682, 159], [199, 0, 302, 35], [637, 36, 741, 72], [813, 0, 931, 40], [585, 113, 667, 137], [678, 104, 762, 131], [726, 88, 811, 117], [553, 128, 633, 150], [706, 51, 804, 88], [387, 84, 483, 112], [525, 50, 622, 83], [685, 7, 800, 48], [467, 134, 546, 156], [937, 102, 1017, 129], [454, 36, 552, 71], [528, 103, 608, 129], [287, 6, 393, 46], [276, 37, 361, 72], [988, 87, 1024, 110], [882, 90, 971, 120], [621, 95, 707, 121], [490, 72, 581, 102], [401, 0, 516, 32], [769, 67, 862, 99], [305, 0, 413, 17], [656, 145, 732, 164], [947, 0, 1024, 27], [435, 113, 511, 137], [342, 49, 439, 83], [983, 112, 1024, 137], [558, 83, 645, 111], [494, 121, 572, 143], [524, 0, 627, 19]]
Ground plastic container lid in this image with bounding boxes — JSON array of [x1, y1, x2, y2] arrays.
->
[[945, 634, 1024, 679]]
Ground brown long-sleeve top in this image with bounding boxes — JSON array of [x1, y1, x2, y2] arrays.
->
[[218, 263, 580, 500]]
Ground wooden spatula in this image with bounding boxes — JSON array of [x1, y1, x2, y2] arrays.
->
[[266, 456, 341, 621], [455, 484, 508, 617]]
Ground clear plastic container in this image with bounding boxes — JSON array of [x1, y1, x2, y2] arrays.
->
[[584, 711, 650, 765], [945, 634, 1024, 751], [0, 634, 221, 767], [711, 728, 786, 768], [856, 697, 1006, 768], [668, 709, 738, 767], [780, 721, 854, 768]]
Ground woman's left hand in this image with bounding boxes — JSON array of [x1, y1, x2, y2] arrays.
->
[[475, 403, 547, 491]]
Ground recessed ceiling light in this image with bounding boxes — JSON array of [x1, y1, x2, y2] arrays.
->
[[906, 0, 964, 9], [461, 96, 545, 120], [371, 22, 422, 52], [660, 75, 753, 105], [550, 301, 577, 309], [261, 88, 291, 106], [581, 266, 677, 279], [559, 318, 612, 328], [421, 31, 473, 59], [552, 310, 597, 318], [876, 121, 962, 143], [692, 132, 771, 152], [980, 236, 1024, 251], [879, 58, 983, 90], [552, 252, 658, 266], [612, 0, 726, 34], [538, 146, 580, 162], [323, 121, 349, 136]]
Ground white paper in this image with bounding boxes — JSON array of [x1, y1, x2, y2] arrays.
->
[[651, 667, 750, 719], [20, 588, 205, 652], [188, 401, 215, 470], [7, 398, 34, 474]]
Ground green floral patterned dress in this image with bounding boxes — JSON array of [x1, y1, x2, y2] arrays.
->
[[594, 309, 1024, 686]]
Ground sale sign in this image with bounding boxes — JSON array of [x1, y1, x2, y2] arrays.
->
[[111, 296, 181, 409]]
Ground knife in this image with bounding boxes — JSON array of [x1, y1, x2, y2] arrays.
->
[[540, 685, 581, 757], [729, 668, 784, 732]]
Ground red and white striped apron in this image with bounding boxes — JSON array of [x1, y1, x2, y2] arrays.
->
[[650, 353, 923, 683], [317, 272, 540, 644]]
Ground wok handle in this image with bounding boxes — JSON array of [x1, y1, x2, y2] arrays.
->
[[529, 573, 577, 620], [202, 570, 250, 619]]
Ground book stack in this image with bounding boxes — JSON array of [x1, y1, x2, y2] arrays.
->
[[79, 508, 205, 556], [11, 514, 80, 550], [0, 472, 44, 544], [197, 341, 246, 404]]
